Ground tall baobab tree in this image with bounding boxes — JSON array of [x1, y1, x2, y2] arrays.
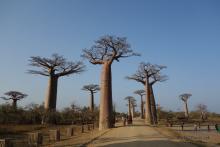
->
[[134, 90, 145, 119], [82, 84, 100, 112], [179, 93, 192, 118], [127, 62, 166, 124], [124, 96, 135, 124], [28, 54, 85, 110], [149, 74, 168, 124], [0, 91, 27, 109], [82, 35, 139, 130]]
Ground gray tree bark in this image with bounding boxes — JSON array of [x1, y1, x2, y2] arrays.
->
[[90, 92, 94, 112], [141, 96, 144, 119], [145, 81, 153, 124], [44, 76, 58, 110], [12, 99, 17, 109], [184, 102, 189, 118], [99, 62, 113, 130], [150, 85, 157, 124]]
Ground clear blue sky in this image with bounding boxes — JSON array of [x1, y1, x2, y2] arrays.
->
[[0, 0, 220, 113]]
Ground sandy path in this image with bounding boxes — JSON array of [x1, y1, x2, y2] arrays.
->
[[88, 119, 197, 147]]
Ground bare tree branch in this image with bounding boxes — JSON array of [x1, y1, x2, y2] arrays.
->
[[28, 54, 85, 77], [82, 35, 139, 65], [127, 62, 166, 85]]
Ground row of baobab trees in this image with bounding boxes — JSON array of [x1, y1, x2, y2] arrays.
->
[[0, 35, 177, 130]]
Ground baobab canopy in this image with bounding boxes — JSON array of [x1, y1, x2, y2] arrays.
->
[[82, 35, 140, 64]]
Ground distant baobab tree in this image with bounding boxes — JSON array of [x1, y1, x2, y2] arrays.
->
[[196, 103, 208, 121], [28, 54, 85, 111], [134, 90, 145, 119], [179, 93, 192, 118], [0, 91, 27, 109], [127, 62, 166, 124], [130, 98, 137, 119], [149, 74, 168, 124], [125, 96, 135, 124], [82, 84, 100, 112], [82, 35, 139, 130]]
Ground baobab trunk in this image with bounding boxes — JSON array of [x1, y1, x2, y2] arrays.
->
[[145, 82, 153, 125], [150, 85, 158, 124], [45, 76, 58, 110], [12, 99, 17, 109], [184, 102, 189, 118], [90, 92, 94, 112], [99, 62, 113, 130], [128, 99, 132, 124], [141, 96, 144, 119]]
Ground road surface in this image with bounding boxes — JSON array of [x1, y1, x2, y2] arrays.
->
[[87, 119, 197, 147]]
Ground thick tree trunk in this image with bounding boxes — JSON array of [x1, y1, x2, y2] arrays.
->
[[128, 99, 132, 124], [145, 81, 153, 125], [141, 96, 144, 119], [44, 76, 58, 110], [12, 99, 17, 109], [99, 62, 113, 130], [150, 85, 158, 124], [184, 102, 189, 118], [90, 92, 94, 112]]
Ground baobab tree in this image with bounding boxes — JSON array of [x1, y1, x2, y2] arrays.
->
[[82, 84, 100, 112], [149, 74, 168, 124], [82, 35, 139, 130], [0, 91, 27, 109], [134, 90, 145, 119], [28, 54, 85, 110], [179, 93, 192, 118], [124, 96, 135, 124], [127, 62, 166, 124], [196, 104, 208, 121], [130, 99, 137, 119]]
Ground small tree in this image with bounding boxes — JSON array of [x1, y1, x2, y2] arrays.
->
[[28, 54, 85, 110], [127, 62, 166, 124], [82, 35, 139, 130], [82, 84, 100, 112], [134, 90, 145, 119], [179, 93, 192, 118], [0, 91, 27, 109]]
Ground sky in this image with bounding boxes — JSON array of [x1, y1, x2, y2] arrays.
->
[[0, 0, 220, 113]]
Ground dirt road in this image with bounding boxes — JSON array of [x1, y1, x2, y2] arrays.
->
[[87, 119, 197, 147]]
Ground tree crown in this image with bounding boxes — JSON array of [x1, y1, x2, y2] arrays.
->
[[179, 93, 192, 102], [127, 62, 166, 85], [28, 53, 85, 77], [0, 91, 27, 101], [134, 90, 145, 96], [82, 84, 100, 93], [82, 35, 140, 64]]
